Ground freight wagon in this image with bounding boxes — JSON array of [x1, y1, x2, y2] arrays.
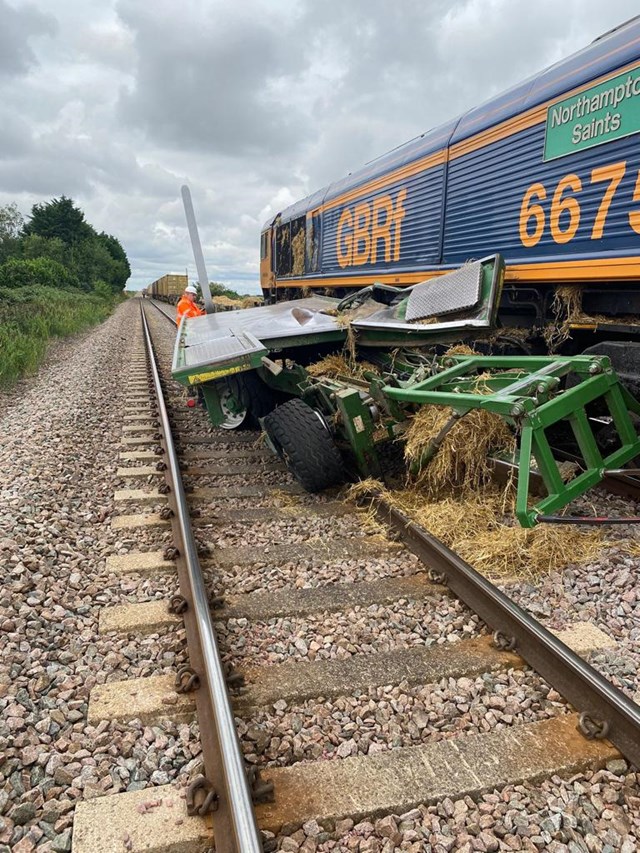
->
[[149, 274, 188, 305], [259, 16, 640, 364]]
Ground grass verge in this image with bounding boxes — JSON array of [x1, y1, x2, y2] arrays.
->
[[0, 287, 122, 386]]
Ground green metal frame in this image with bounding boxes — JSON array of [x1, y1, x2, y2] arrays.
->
[[384, 354, 640, 526], [169, 250, 640, 526], [352, 254, 504, 348], [333, 387, 382, 479], [174, 344, 640, 527]]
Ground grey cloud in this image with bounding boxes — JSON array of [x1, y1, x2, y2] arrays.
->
[[0, 112, 33, 158], [0, 151, 90, 197], [1, 0, 639, 293], [116, 0, 311, 157], [0, 0, 56, 77]]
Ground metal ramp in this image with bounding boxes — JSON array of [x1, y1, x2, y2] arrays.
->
[[172, 297, 345, 385], [173, 327, 268, 385], [352, 255, 503, 345]]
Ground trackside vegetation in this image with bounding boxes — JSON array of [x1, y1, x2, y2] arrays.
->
[[0, 197, 130, 386], [0, 288, 116, 385]]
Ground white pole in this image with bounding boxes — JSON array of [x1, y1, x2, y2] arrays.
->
[[181, 185, 214, 314]]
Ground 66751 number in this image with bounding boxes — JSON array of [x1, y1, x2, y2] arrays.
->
[[519, 161, 640, 247]]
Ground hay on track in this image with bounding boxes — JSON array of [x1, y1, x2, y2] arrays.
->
[[404, 405, 515, 496], [349, 479, 603, 579]]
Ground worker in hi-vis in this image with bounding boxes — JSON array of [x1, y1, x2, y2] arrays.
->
[[176, 285, 205, 323]]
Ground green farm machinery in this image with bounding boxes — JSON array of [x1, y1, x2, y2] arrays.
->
[[172, 255, 640, 528]]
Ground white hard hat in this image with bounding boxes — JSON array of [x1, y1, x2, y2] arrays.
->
[[185, 285, 198, 294]]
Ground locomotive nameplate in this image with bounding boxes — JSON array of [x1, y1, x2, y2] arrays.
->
[[544, 65, 640, 161]]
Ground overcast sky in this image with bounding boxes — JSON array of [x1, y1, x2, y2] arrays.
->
[[1, 0, 638, 293]]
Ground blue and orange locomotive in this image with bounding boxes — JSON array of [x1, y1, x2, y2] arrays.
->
[[260, 17, 640, 350]]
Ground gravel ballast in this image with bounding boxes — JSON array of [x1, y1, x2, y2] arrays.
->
[[5, 300, 640, 853], [0, 301, 199, 851]]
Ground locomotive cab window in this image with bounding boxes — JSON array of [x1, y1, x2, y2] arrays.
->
[[260, 232, 268, 260], [276, 216, 306, 277], [291, 216, 306, 276], [276, 223, 291, 276]]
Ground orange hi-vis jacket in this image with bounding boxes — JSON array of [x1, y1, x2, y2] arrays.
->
[[176, 297, 205, 323]]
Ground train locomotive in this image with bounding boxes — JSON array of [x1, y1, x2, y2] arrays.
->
[[259, 16, 640, 370]]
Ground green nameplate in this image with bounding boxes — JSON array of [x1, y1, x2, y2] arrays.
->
[[544, 65, 640, 161]]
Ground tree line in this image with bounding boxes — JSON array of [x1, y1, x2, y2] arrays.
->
[[0, 196, 130, 297]]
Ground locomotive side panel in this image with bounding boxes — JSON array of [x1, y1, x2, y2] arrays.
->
[[444, 126, 640, 277], [261, 19, 640, 300], [319, 162, 445, 280], [444, 65, 640, 280]]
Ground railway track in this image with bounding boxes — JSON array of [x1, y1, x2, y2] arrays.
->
[[73, 299, 640, 852]]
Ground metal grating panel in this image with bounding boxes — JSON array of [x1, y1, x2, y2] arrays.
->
[[183, 331, 265, 371], [405, 262, 482, 322]]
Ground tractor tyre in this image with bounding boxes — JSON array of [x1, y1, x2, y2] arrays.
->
[[263, 399, 345, 492]]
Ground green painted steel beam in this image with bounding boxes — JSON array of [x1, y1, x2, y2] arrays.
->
[[384, 353, 640, 528]]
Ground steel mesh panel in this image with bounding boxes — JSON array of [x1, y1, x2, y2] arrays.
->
[[405, 262, 483, 322]]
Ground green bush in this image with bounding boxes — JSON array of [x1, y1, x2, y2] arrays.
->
[[92, 279, 112, 300], [20, 234, 69, 265], [0, 287, 120, 386], [0, 257, 81, 291], [209, 281, 243, 300], [0, 198, 131, 294]]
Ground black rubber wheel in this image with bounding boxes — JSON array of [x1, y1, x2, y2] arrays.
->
[[263, 399, 345, 492], [226, 371, 282, 426]]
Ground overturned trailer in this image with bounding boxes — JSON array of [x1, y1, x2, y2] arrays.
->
[[172, 255, 640, 528]]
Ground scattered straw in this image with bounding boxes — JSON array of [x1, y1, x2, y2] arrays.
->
[[348, 480, 603, 579], [443, 344, 478, 356], [306, 354, 379, 381], [340, 342, 617, 579], [544, 285, 583, 350], [347, 477, 384, 500], [212, 294, 243, 309], [404, 405, 515, 496], [270, 488, 301, 507], [241, 296, 263, 309], [291, 229, 305, 276], [553, 285, 583, 321]]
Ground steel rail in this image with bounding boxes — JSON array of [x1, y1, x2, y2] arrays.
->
[[146, 294, 640, 760], [371, 496, 640, 767], [147, 298, 177, 324], [140, 304, 263, 853]]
